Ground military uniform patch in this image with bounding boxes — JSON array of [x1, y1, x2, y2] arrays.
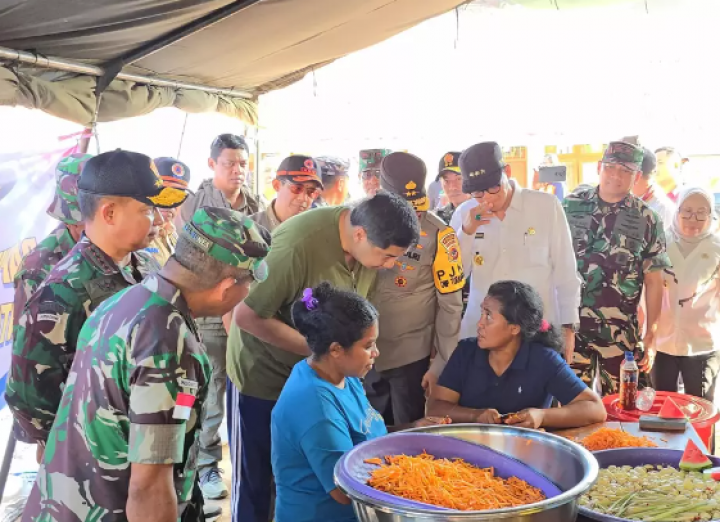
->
[[433, 227, 465, 294], [395, 276, 408, 288]]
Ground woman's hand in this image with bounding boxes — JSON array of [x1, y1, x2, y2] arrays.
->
[[412, 416, 452, 428], [504, 409, 545, 430], [474, 409, 501, 424]]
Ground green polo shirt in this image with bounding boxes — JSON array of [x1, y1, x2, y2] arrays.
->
[[227, 206, 377, 400]]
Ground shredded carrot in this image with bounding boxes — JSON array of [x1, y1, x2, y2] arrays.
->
[[578, 427, 658, 451], [364, 458, 384, 466], [367, 452, 546, 511]]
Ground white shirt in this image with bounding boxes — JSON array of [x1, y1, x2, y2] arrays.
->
[[450, 180, 581, 339], [656, 235, 720, 356], [646, 190, 675, 236]]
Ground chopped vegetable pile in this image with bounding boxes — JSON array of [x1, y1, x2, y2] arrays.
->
[[579, 428, 659, 451], [581, 465, 720, 521], [365, 452, 546, 511]]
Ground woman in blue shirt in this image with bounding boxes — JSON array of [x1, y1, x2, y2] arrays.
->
[[271, 282, 443, 522], [427, 280, 606, 430]]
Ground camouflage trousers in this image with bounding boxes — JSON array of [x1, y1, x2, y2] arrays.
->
[[571, 347, 652, 397], [181, 479, 206, 522]]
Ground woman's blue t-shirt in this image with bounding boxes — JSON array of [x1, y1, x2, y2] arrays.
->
[[271, 360, 388, 522], [437, 338, 587, 413]]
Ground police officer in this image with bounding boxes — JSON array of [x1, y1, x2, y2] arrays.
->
[[364, 152, 465, 424], [23, 208, 270, 522], [435, 152, 469, 225], [144, 157, 193, 266], [7, 150, 188, 453], [358, 149, 391, 197], [13, 154, 92, 325], [564, 141, 671, 394]]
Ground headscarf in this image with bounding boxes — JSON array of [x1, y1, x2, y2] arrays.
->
[[669, 186, 717, 246]]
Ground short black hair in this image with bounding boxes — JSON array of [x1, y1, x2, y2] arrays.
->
[[487, 280, 564, 353], [350, 191, 420, 249], [291, 282, 378, 358], [77, 190, 104, 221], [210, 134, 249, 160]]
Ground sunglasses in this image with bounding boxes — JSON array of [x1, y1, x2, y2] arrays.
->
[[361, 169, 381, 181], [286, 182, 320, 199]]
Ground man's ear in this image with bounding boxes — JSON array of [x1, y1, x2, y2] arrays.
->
[[353, 226, 367, 244], [271, 179, 281, 192], [208, 157, 216, 171], [100, 198, 115, 225], [504, 164, 512, 178]]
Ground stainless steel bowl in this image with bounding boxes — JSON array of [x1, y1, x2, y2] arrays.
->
[[336, 424, 598, 522]]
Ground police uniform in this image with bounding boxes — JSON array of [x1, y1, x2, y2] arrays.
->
[[563, 142, 671, 394], [13, 154, 91, 326], [144, 157, 192, 266], [435, 151, 471, 314], [22, 208, 270, 522], [365, 152, 465, 424], [7, 150, 188, 446]]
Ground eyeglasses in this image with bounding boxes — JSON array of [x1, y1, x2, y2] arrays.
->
[[361, 169, 381, 181], [470, 184, 502, 198], [286, 182, 320, 199], [679, 208, 711, 221]]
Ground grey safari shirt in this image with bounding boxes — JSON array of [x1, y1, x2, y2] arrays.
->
[[178, 178, 263, 327], [370, 212, 465, 376]]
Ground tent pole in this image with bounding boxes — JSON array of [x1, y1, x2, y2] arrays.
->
[[0, 432, 17, 504], [95, 0, 262, 95], [0, 47, 253, 99]]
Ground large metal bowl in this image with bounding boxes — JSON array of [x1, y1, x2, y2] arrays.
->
[[336, 424, 598, 522]]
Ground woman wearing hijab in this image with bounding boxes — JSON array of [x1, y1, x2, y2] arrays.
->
[[653, 186, 720, 401]]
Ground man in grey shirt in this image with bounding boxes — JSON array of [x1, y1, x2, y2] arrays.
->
[[176, 133, 263, 501], [250, 155, 323, 232]]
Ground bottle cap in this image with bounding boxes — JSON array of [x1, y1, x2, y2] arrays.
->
[[625, 351, 635, 362]]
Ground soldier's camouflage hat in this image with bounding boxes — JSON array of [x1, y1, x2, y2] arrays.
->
[[359, 149, 392, 172], [602, 141, 644, 172], [182, 207, 271, 281], [315, 156, 349, 186], [47, 153, 93, 224], [380, 152, 429, 212]]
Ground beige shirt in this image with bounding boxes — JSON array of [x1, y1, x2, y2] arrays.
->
[[371, 212, 464, 376], [250, 200, 282, 233], [178, 178, 263, 327]]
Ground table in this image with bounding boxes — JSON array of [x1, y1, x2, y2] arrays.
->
[[555, 421, 708, 452], [556, 422, 708, 521]]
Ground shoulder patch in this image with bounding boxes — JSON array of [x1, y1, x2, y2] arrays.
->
[[433, 227, 465, 294]]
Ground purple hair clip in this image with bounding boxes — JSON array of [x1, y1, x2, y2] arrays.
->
[[301, 288, 318, 310]]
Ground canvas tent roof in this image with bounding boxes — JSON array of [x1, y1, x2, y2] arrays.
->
[[0, 0, 467, 125]]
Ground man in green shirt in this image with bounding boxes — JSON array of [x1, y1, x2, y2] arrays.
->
[[226, 192, 420, 522]]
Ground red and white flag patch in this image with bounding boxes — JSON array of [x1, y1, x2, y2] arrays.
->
[[172, 392, 196, 420]]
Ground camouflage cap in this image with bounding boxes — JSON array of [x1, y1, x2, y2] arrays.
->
[[181, 207, 271, 281], [602, 141, 644, 172], [47, 153, 93, 224], [359, 149, 392, 171]]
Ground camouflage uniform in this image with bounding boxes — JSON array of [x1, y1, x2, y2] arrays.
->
[[13, 154, 91, 326], [13, 224, 76, 327], [7, 237, 160, 444], [563, 187, 671, 393], [22, 208, 270, 522]]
